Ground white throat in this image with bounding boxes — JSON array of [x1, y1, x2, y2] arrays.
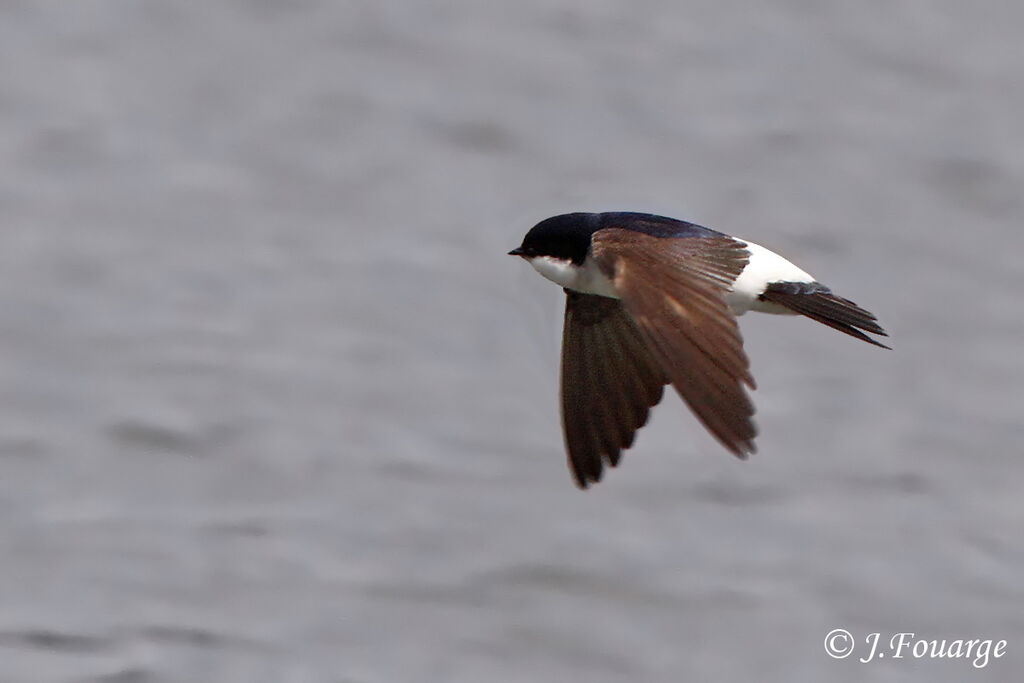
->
[[527, 255, 619, 299]]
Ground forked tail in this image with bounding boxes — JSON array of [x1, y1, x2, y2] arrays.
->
[[759, 281, 891, 349]]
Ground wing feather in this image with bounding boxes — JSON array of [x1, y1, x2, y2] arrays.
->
[[560, 291, 667, 487], [591, 229, 758, 458]]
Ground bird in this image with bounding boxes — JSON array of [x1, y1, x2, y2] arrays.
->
[[509, 211, 889, 488]]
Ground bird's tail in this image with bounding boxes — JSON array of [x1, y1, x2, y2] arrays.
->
[[758, 281, 890, 349]]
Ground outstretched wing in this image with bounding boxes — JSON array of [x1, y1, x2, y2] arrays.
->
[[591, 229, 758, 458], [561, 291, 668, 488]]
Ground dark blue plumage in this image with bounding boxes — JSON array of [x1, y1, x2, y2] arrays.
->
[[509, 212, 721, 265]]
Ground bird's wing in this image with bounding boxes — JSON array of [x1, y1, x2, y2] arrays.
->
[[561, 291, 668, 488], [590, 228, 758, 458]]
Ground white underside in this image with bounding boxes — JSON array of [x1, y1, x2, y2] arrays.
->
[[726, 240, 815, 314], [527, 239, 815, 316], [528, 254, 620, 299]]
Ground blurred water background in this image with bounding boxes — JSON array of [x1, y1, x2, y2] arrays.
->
[[1, 2, 1022, 682]]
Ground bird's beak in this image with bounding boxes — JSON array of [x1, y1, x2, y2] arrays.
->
[[508, 247, 526, 257]]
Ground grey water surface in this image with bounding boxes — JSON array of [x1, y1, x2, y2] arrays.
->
[[1, 2, 1022, 682]]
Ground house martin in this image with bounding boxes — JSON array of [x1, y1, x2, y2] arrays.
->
[[510, 211, 889, 488]]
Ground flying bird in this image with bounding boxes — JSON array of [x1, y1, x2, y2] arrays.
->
[[509, 212, 889, 488]]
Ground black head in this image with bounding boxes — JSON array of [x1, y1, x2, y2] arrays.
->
[[508, 213, 599, 265]]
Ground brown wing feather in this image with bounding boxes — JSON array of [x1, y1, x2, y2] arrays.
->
[[561, 291, 668, 488], [591, 229, 758, 458]]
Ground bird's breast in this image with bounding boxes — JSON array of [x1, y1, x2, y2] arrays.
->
[[528, 255, 620, 299]]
